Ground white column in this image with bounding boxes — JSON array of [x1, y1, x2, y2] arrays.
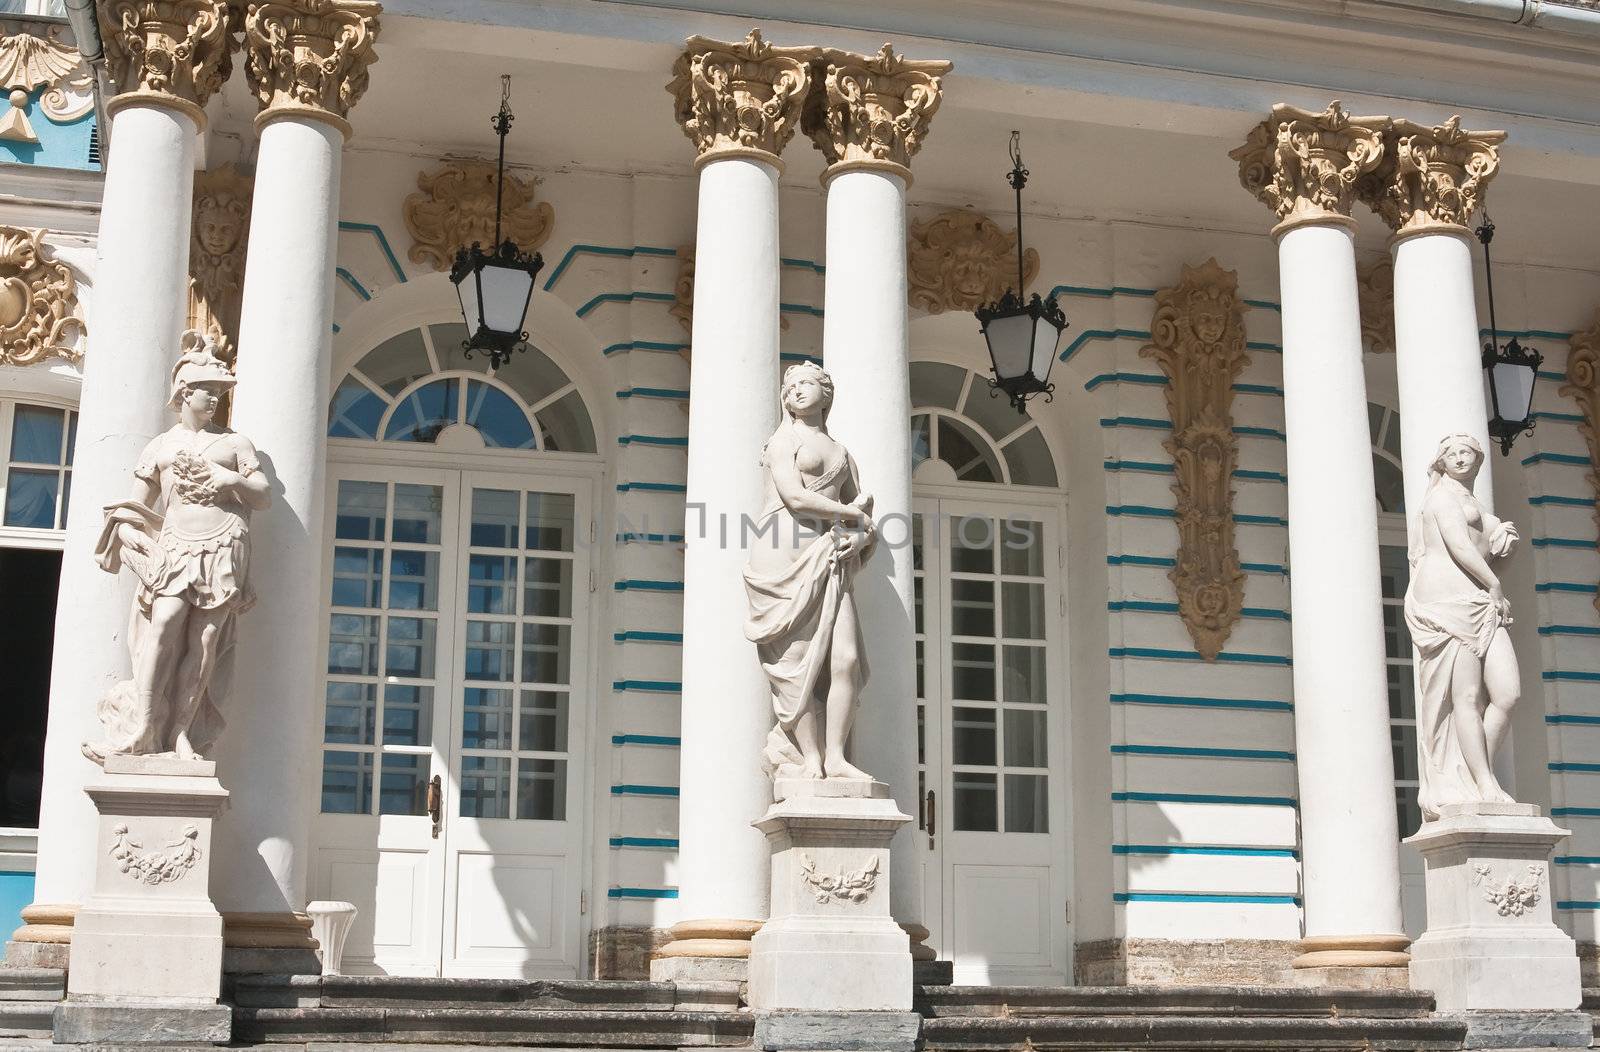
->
[[211, 112, 344, 942], [1392, 227, 1495, 513], [669, 153, 782, 957], [819, 166, 923, 939], [19, 99, 200, 956], [1276, 217, 1408, 965]]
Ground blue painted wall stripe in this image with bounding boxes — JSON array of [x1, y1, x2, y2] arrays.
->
[[335, 267, 372, 301], [613, 579, 684, 592], [613, 631, 683, 643], [337, 221, 408, 283], [1540, 626, 1600, 637], [1105, 505, 1288, 527], [616, 482, 688, 494], [1522, 452, 1591, 467], [1114, 892, 1301, 904], [1532, 539, 1595, 551], [1535, 582, 1598, 594], [1108, 600, 1289, 621], [1113, 791, 1297, 807], [1110, 646, 1292, 667], [611, 734, 681, 747], [617, 387, 690, 400], [1114, 844, 1297, 858], [1112, 744, 1295, 761], [1547, 715, 1600, 725], [609, 836, 679, 849], [576, 290, 675, 318], [542, 244, 676, 290], [603, 340, 690, 356], [1111, 692, 1293, 712], [612, 680, 683, 693], [1530, 495, 1595, 508], [1545, 670, 1600, 683], [608, 887, 679, 899], [617, 434, 688, 447], [1549, 763, 1600, 773], [610, 784, 679, 797]]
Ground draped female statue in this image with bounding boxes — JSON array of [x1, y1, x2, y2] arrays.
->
[[83, 332, 270, 764], [1405, 433, 1521, 820], [744, 363, 877, 782]]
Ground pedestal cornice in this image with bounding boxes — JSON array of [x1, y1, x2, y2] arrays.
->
[[1359, 116, 1505, 235], [668, 29, 815, 168], [243, 0, 381, 140], [98, 0, 236, 130], [1230, 101, 1387, 230], [803, 44, 951, 189]]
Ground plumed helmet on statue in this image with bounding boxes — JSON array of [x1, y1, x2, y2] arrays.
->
[[167, 329, 237, 409]]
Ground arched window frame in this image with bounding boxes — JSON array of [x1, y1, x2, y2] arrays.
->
[[909, 360, 1061, 490]]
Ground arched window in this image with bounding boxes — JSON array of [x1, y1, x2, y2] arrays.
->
[[909, 361, 1058, 488], [1370, 401, 1405, 513], [328, 322, 596, 454]]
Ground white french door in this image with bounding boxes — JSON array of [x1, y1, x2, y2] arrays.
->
[[311, 460, 593, 978], [914, 494, 1071, 985]]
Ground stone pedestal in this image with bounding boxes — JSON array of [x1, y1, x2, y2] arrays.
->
[[748, 780, 913, 1012], [1406, 803, 1581, 1013], [59, 756, 230, 1045]]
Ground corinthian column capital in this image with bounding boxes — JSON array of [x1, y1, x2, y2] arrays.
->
[[666, 29, 816, 171], [803, 43, 952, 185], [1360, 115, 1506, 237], [1230, 101, 1388, 233], [97, 0, 237, 127], [243, 0, 380, 138]]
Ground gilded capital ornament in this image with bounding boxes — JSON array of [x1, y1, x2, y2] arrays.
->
[[0, 226, 86, 367], [98, 0, 236, 123], [1560, 314, 1600, 616], [188, 164, 253, 364], [666, 29, 815, 165], [243, 0, 380, 132], [0, 26, 94, 143], [1140, 259, 1251, 661], [1357, 257, 1395, 355], [1229, 101, 1388, 228], [1359, 116, 1506, 235], [803, 44, 951, 180], [907, 208, 1038, 315], [403, 158, 554, 272]]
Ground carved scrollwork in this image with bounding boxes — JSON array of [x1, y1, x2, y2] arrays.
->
[[907, 209, 1038, 316], [667, 29, 816, 163], [1230, 101, 1388, 227], [403, 159, 554, 272], [188, 164, 253, 363], [670, 246, 694, 334], [0, 226, 85, 367], [98, 0, 236, 116], [798, 853, 880, 904], [1560, 315, 1600, 617], [1360, 116, 1505, 234], [1140, 259, 1251, 661], [108, 823, 202, 885], [1357, 257, 1395, 355], [0, 26, 94, 143], [1471, 862, 1544, 917], [803, 44, 951, 178], [243, 0, 380, 128]]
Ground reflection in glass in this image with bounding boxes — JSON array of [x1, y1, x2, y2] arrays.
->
[[3, 468, 56, 528], [521, 623, 571, 684], [468, 554, 516, 614], [526, 492, 575, 551], [328, 375, 386, 440], [356, 328, 432, 395], [387, 549, 439, 611], [952, 706, 997, 766], [1004, 773, 1048, 833], [384, 617, 436, 679], [321, 750, 373, 814], [464, 621, 515, 681], [379, 753, 429, 816], [1004, 709, 1048, 768], [465, 380, 536, 449], [939, 417, 1001, 483], [462, 687, 513, 749], [392, 484, 442, 544], [384, 378, 460, 443], [471, 489, 519, 548], [950, 642, 996, 701], [383, 684, 432, 747], [1002, 427, 1058, 488], [519, 690, 569, 752], [323, 681, 376, 745], [950, 516, 994, 573], [538, 391, 596, 453], [951, 579, 995, 637], [460, 755, 511, 818], [1002, 582, 1046, 640], [1000, 520, 1043, 576], [523, 558, 573, 618], [334, 480, 386, 541], [327, 614, 379, 675], [953, 771, 998, 831], [1002, 645, 1047, 704], [10, 405, 64, 463], [331, 546, 382, 608], [517, 758, 567, 820]]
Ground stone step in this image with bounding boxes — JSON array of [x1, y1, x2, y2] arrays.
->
[[232, 975, 685, 1010], [0, 969, 63, 1003], [918, 1013, 1468, 1050], [233, 1006, 756, 1047], [915, 984, 1437, 1019], [0, 1002, 53, 1040]]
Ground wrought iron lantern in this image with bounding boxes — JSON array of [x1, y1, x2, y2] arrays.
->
[[1476, 215, 1543, 456], [975, 131, 1068, 413], [451, 75, 543, 370]]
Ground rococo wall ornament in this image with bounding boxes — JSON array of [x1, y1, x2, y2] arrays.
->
[[188, 164, 253, 363], [1140, 259, 1251, 661], [907, 208, 1038, 316], [0, 226, 86, 367], [0, 26, 94, 143], [404, 158, 555, 273], [1561, 313, 1600, 616], [1357, 257, 1395, 355]]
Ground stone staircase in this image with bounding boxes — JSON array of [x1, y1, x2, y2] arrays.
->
[[0, 969, 61, 1041]]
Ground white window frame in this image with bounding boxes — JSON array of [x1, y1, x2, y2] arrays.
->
[[0, 395, 77, 551]]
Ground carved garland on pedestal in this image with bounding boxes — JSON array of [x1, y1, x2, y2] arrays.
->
[[1560, 315, 1600, 617], [1357, 257, 1395, 355], [0, 26, 94, 143], [188, 164, 253, 363], [1471, 862, 1543, 917], [907, 208, 1038, 315], [798, 853, 879, 904], [109, 823, 202, 885], [1140, 259, 1251, 661], [0, 226, 86, 366], [403, 159, 554, 272]]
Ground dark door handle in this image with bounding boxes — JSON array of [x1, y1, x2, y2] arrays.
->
[[427, 775, 443, 839], [926, 789, 936, 849]]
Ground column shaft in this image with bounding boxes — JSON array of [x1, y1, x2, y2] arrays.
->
[[1391, 229, 1495, 513], [1277, 221, 1407, 955], [212, 116, 344, 933], [672, 157, 782, 940], [25, 102, 198, 940], [819, 168, 921, 929]]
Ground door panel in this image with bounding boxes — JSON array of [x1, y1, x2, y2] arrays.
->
[[915, 495, 1070, 985]]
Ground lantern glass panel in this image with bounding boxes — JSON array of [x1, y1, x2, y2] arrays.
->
[[1490, 359, 1536, 425], [480, 263, 535, 335], [456, 270, 482, 336], [1029, 314, 1062, 386], [984, 312, 1036, 381]]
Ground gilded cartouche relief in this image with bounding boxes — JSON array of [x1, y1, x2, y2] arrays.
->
[[906, 209, 1038, 315], [0, 225, 85, 366], [403, 158, 555, 272], [188, 164, 252, 363], [1140, 259, 1251, 661], [0, 24, 93, 143], [1560, 315, 1600, 616]]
